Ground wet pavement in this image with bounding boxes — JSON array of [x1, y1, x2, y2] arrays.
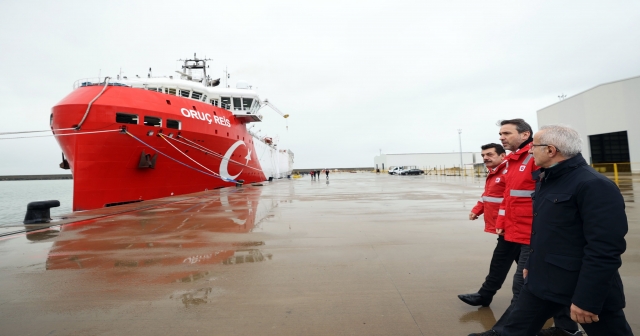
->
[[0, 173, 638, 335]]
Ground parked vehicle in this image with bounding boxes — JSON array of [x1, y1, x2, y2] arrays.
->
[[399, 168, 424, 175], [388, 167, 403, 175]]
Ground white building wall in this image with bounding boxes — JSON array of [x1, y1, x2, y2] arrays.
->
[[374, 152, 479, 171], [537, 75, 640, 172]]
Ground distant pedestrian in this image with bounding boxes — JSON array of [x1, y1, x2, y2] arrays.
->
[[310, 170, 315, 180], [325, 169, 329, 179]]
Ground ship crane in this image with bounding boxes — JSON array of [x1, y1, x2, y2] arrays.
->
[[260, 99, 289, 119]]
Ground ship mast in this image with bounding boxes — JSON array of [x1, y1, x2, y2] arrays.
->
[[176, 53, 216, 86]]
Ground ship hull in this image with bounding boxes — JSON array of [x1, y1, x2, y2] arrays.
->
[[51, 85, 291, 211]]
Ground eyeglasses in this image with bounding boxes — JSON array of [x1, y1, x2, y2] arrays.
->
[[531, 144, 561, 152]]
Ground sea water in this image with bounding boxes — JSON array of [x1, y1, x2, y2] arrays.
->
[[0, 180, 73, 225]]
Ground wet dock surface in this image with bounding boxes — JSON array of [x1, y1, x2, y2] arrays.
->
[[0, 173, 638, 335]]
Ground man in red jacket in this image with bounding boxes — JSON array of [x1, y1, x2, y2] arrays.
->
[[458, 143, 521, 307], [469, 119, 580, 336]]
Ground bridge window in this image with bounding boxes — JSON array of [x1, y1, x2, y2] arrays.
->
[[144, 116, 161, 127], [179, 89, 191, 98], [116, 113, 138, 124], [167, 119, 181, 130], [210, 99, 219, 106], [202, 95, 207, 102], [242, 98, 253, 110], [221, 97, 231, 110], [233, 97, 242, 111], [166, 88, 176, 95], [192, 91, 202, 100]]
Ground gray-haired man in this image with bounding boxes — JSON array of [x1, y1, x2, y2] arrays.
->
[[500, 125, 633, 335]]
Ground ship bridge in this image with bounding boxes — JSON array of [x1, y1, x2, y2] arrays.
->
[[73, 55, 292, 123]]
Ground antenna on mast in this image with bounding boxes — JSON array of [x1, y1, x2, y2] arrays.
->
[[224, 66, 230, 88], [176, 54, 212, 83]]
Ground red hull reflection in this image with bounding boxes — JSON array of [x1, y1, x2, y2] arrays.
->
[[40, 187, 276, 282]]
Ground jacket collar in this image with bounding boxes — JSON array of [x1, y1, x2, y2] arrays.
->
[[532, 153, 587, 181], [518, 137, 533, 150], [508, 141, 533, 160], [487, 161, 506, 176]]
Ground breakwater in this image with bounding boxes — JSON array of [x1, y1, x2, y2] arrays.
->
[[0, 174, 73, 181]]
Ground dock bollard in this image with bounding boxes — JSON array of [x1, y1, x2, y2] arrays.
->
[[235, 179, 244, 188], [24, 200, 60, 224]]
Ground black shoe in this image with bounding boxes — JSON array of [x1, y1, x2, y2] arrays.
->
[[537, 327, 584, 336], [458, 293, 492, 307], [468, 330, 499, 336]]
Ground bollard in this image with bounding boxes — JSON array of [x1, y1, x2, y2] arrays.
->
[[613, 163, 619, 186], [24, 200, 60, 224]]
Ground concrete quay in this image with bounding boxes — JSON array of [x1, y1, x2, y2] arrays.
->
[[0, 173, 638, 335]]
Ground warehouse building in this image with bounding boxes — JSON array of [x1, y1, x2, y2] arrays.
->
[[537, 75, 640, 173], [373, 152, 480, 173]]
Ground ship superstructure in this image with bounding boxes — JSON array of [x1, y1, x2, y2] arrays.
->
[[50, 56, 293, 211]]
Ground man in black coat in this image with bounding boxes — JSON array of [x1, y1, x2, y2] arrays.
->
[[501, 125, 633, 335]]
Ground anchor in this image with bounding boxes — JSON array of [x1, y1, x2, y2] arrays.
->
[[138, 150, 158, 169]]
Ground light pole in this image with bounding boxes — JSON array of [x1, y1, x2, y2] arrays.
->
[[458, 129, 463, 176]]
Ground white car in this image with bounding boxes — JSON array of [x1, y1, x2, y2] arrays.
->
[[388, 167, 403, 175]]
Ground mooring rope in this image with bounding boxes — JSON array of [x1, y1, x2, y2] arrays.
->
[[0, 128, 76, 136], [76, 77, 111, 130], [124, 131, 236, 183], [165, 134, 262, 173], [0, 129, 121, 140], [158, 133, 222, 178], [0, 135, 56, 140]]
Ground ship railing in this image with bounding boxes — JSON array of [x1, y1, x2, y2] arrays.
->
[[73, 77, 129, 89], [248, 131, 276, 147], [232, 111, 263, 122], [231, 104, 263, 122]]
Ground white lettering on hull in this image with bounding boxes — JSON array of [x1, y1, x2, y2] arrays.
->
[[180, 108, 230, 127]]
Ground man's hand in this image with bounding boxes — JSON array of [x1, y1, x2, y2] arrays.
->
[[469, 213, 478, 220], [570, 304, 599, 324], [496, 228, 504, 235], [523, 268, 528, 279]]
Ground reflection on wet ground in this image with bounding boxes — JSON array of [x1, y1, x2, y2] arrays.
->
[[0, 173, 638, 335]]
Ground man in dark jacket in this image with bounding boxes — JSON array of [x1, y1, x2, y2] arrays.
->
[[501, 125, 633, 335]]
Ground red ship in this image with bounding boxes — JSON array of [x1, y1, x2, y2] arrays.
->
[[50, 56, 294, 211]]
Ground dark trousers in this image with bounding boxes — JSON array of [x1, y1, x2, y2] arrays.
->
[[478, 235, 520, 299], [493, 245, 578, 334], [502, 285, 634, 336]]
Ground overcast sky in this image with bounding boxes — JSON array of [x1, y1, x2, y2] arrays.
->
[[1, 0, 639, 174]]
